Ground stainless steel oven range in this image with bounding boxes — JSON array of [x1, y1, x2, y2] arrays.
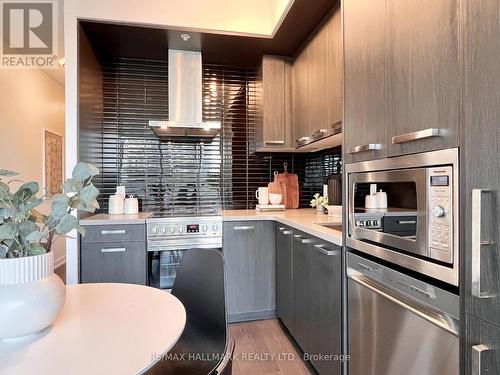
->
[[146, 216, 223, 290], [345, 148, 459, 286]]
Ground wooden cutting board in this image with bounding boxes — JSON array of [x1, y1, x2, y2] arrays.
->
[[274, 162, 299, 209], [268, 172, 286, 205]]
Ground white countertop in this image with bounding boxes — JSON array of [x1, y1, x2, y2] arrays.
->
[[223, 209, 343, 246], [0, 283, 186, 375], [79, 212, 154, 225]]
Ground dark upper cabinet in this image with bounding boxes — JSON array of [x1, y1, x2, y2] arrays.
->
[[463, 0, 500, 334], [255, 55, 294, 152], [343, 0, 460, 162], [343, 0, 388, 163], [386, 0, 460, 156], [292, 6, 342, 147]]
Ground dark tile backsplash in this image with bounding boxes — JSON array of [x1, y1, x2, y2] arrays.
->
[[80, 57, 342, 214]]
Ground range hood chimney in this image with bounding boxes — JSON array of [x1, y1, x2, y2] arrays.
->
[[149, 49, 220, 138]]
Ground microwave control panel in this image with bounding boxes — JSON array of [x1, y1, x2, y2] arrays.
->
[[428, 166, 453, 263]]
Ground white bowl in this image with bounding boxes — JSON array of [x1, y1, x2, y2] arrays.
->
[[269, 193, 282, 205]]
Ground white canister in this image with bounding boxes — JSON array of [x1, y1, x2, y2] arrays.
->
[[255, 187, 269, 205], [365, 194, 378, 209], [376, 190, 388, 209], [108, 194, 124, 215], [124, 195, 139, 214]]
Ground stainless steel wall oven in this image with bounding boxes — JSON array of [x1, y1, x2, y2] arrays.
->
[[345, 148, 459, 286]]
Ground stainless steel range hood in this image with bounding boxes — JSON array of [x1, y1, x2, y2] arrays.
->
[[149, 49, 221, 138]]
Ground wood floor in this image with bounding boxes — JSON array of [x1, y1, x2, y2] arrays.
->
[[229, 319, 314, 375]]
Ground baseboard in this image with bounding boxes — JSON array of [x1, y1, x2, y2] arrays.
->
[[54, 255, 66, 269], [228, 309, 277, 323]]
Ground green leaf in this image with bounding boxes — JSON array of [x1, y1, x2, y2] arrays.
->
[[51, 200, 69, 220], [19, 181, 39, 195], [72, 163, 99, 181], [0, 222, 18, 240], [79, 184, 99, 205], [25, 230, 49, 243], [27, 244, 46, 256], [52, 193, 70, 204], [0, 181, 10, 200], [55, 213, 79, 234], [13, 188, 33, 204], [0, 244, 7, 259], [62, 178, 83, 194], [0, 208, 13, 218], [19, 220, 37, 236], [0, 169, 17, 177], [24, 198, 43, 211]]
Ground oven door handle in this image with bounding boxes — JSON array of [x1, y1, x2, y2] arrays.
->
[[347, 273, 459, 336]]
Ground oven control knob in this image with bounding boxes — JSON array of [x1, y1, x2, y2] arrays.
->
[[161, 227, 167, 234], [432, 205, 446, 218], [212, 224, 218, 232], [170, 227, 175, 233], [152, 227, 158, 234], [178, 226, 183, 233], [202, 225, 208, 232]]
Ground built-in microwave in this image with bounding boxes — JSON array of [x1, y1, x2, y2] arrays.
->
[[345, 149, 459, 286]]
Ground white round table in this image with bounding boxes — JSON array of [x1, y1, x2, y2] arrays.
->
[[0, 283, 186, 375]]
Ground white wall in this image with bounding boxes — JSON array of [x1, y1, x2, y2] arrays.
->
[[0, 69, 66, 268], [70, 0, 293, 37]]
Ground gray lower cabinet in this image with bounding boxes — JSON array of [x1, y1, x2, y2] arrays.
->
[[465, 314, 500, 375], [276, 225, 293, 331], [290, 230, 342, 375], [309, 241, 342, 375], [291, 231, 315, 354], [80, 223, 147, 285], [223, 221, 276, 322]]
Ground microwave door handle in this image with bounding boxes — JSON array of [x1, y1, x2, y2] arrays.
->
[[472, 189, 495, 299]]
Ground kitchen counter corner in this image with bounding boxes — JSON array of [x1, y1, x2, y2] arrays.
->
[[223, 209, 343, 246]]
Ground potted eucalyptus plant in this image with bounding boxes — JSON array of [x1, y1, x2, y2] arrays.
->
[[0, 162, 99, 340]]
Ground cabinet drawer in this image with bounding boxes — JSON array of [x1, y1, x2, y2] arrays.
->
[[81, 224, 145, 244], [80, 241, 146, 284]]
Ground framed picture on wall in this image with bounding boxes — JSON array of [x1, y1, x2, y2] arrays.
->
[[43, 130, 63, 195]]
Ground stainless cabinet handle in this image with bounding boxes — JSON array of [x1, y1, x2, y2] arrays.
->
[[472, 344, 492, 375], [265, 140, 285, 145], [101, 247, 126, 253], [313, 244, 340, 256], [472, 189, 495, 299], [293, 235, 313, 244], [101, 229, 126, 235], [282, 230, 292, 235], [358, 262, 373, 272], [233, 225, 255, 231], [278, 227, 286, 231], [397, 220, 417, 225], [391, 128, 440, 144], [348, 144, 382, 154]]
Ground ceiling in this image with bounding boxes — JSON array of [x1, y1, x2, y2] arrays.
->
[[80, 0, 338, 67]]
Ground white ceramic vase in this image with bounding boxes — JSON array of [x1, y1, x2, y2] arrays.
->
[[316, 205, 325, 213], [0, 251, 66, 340]]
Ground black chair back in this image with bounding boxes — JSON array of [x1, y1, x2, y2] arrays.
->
[[171, 249, 227, 349]]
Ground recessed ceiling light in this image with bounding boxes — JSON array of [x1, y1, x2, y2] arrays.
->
[[180, 33, 191, 42]]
